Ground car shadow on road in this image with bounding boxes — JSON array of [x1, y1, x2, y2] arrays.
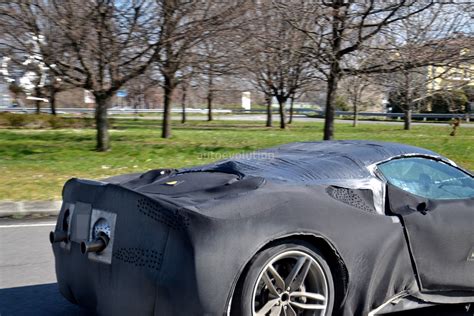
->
[[0, 283, 471, 316], [389, 304, 473, 316], [0, 283, 95, 316]]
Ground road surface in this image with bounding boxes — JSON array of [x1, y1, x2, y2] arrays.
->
[[0, 217, 89, 316], [0, 217, 472, 316], [109, 114, 474, 128]]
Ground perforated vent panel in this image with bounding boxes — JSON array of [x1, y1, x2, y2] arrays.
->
[[137, 198, 189, 230], [113, 248, 163, 271], [326, 187, 375, 213]]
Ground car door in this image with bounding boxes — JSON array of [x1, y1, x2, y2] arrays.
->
[[378, 157, 474, 292]]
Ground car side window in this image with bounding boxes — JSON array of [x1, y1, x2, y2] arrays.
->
[[378, 157, 474, 199]]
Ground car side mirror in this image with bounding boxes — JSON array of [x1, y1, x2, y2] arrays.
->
[[416, 202, 429, 215], [406, 202, 429, 215]]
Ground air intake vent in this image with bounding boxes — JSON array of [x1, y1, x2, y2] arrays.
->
[[113, 248, 163, 271], [326, 187, 375, 213], [137, 198, 189, 230]]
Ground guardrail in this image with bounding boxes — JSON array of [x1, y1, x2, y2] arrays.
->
[[0, 107, 470, 121], [311, 110, 470, 120], [235, 109, 470, 120], [0, 107, 232, 115]]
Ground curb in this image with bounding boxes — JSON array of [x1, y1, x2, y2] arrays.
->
[[0, 200, 61, 217]]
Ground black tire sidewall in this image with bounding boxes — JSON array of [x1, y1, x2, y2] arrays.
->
[[236, 241, 335, 316]]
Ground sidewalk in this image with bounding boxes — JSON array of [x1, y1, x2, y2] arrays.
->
[[0, 201, 61, 217]]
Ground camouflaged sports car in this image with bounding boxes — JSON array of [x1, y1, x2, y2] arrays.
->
[[50, 140, 474, 316]]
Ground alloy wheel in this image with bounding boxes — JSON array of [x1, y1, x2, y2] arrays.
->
[[252, 250, 329, 316]]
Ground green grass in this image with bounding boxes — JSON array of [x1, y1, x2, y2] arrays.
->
[[0, 119, 472, 201]]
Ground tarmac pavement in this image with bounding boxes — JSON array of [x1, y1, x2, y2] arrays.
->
[[0, 217, 91, 316], [0, 217, 472, 316], [113, 113, 474, 127]]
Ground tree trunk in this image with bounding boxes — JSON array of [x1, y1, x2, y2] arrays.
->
[[403, 72, 412, 131], [288, 95, 295, 124], [35, 86, 41, 114], [207, 75, 213, 121], [265, 94, 272, 127], [352, 103, 358, 127], [324, 64, 340, 140], [181, 84, 187, 124], [162, 75, 174, 138], [324, 3, 343, 140], [404, 108, 412, 130], [50, 87, 57, 116], [134, 98, 139, 120], [95, 95, 110, 151], [277, 97, 286, 129], [207, 90, 213, 121]]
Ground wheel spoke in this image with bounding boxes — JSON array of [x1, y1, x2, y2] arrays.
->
[[267, 264, 285, 291], [290, 291, 326, 302], [289, 291, 326, 311], [256, 298, 280, 316], [288, 257, 311, 291], [290, 301, 326, 310], [284, 256, 306, 290], [262, 271, 279, 297], [284, 305, 297, 316], [269, 304, 282, 316]]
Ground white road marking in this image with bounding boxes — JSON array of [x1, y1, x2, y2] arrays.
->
[[0, 223, 55, 228]]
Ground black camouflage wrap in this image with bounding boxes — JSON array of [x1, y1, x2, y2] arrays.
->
[[51, 140, 474, 315]]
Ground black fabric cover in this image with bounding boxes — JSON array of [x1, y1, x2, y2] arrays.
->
[[182, 140, 441, 182], [387, 184, 474, 292], [51, 140, 474, 316]]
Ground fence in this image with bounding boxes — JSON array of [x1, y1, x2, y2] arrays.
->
[[0, 107, 470, 121]]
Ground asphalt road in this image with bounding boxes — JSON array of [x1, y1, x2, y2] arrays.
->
[[112, 114, 474, 128], [0, 217, 472, 316], [0, 217, 90, 316]]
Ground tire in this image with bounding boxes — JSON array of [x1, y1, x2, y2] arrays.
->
[[232, 240, 335, 316]]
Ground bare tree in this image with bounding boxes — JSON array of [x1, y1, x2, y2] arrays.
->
[[180, 78, 188, 124], [7, 82, 24, 107], [242, 1, 316, 129], [196, 37, 239, 122], [339, 75, 373, 127], [46, 76, 67, 115], [123, 71, 164, 111], [287, 90, 299, 125], [156, 0, 247, 138], [247, 78, 273, 127], [1, 51, 65, 114], [381, 60, 471, 129], [281, 1, 465, 139], [1, 1, 165, 150], [177, 66, 195, 124], [366, 4, 473, 129]]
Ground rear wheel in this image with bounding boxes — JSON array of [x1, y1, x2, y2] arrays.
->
[[233, 241, 335, 316]]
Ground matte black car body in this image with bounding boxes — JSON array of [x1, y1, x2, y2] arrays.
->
[[50, 140, 474, 315]]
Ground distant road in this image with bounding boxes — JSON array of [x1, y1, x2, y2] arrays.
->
[[111, 114, 474, 128], [0, 217, 471, 316]]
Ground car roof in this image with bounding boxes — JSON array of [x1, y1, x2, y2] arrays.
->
[[184, 140, 444, 182]]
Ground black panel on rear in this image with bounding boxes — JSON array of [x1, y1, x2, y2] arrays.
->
[[137, 172, 239, 195]]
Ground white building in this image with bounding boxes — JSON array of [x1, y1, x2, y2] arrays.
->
[[0, 82, 11, 108]]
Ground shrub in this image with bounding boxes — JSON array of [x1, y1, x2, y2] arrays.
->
[[335, 95, 350, 111], [429, 90, 468, 114], [0, 113, 95, 129], [48, 115, 66, 129], [1, 113, 29, 127]]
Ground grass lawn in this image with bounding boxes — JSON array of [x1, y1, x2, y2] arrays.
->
[[0, 119, 472, 201]]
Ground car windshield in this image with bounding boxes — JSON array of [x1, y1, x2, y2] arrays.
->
[[378, 157, 474, 199]]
